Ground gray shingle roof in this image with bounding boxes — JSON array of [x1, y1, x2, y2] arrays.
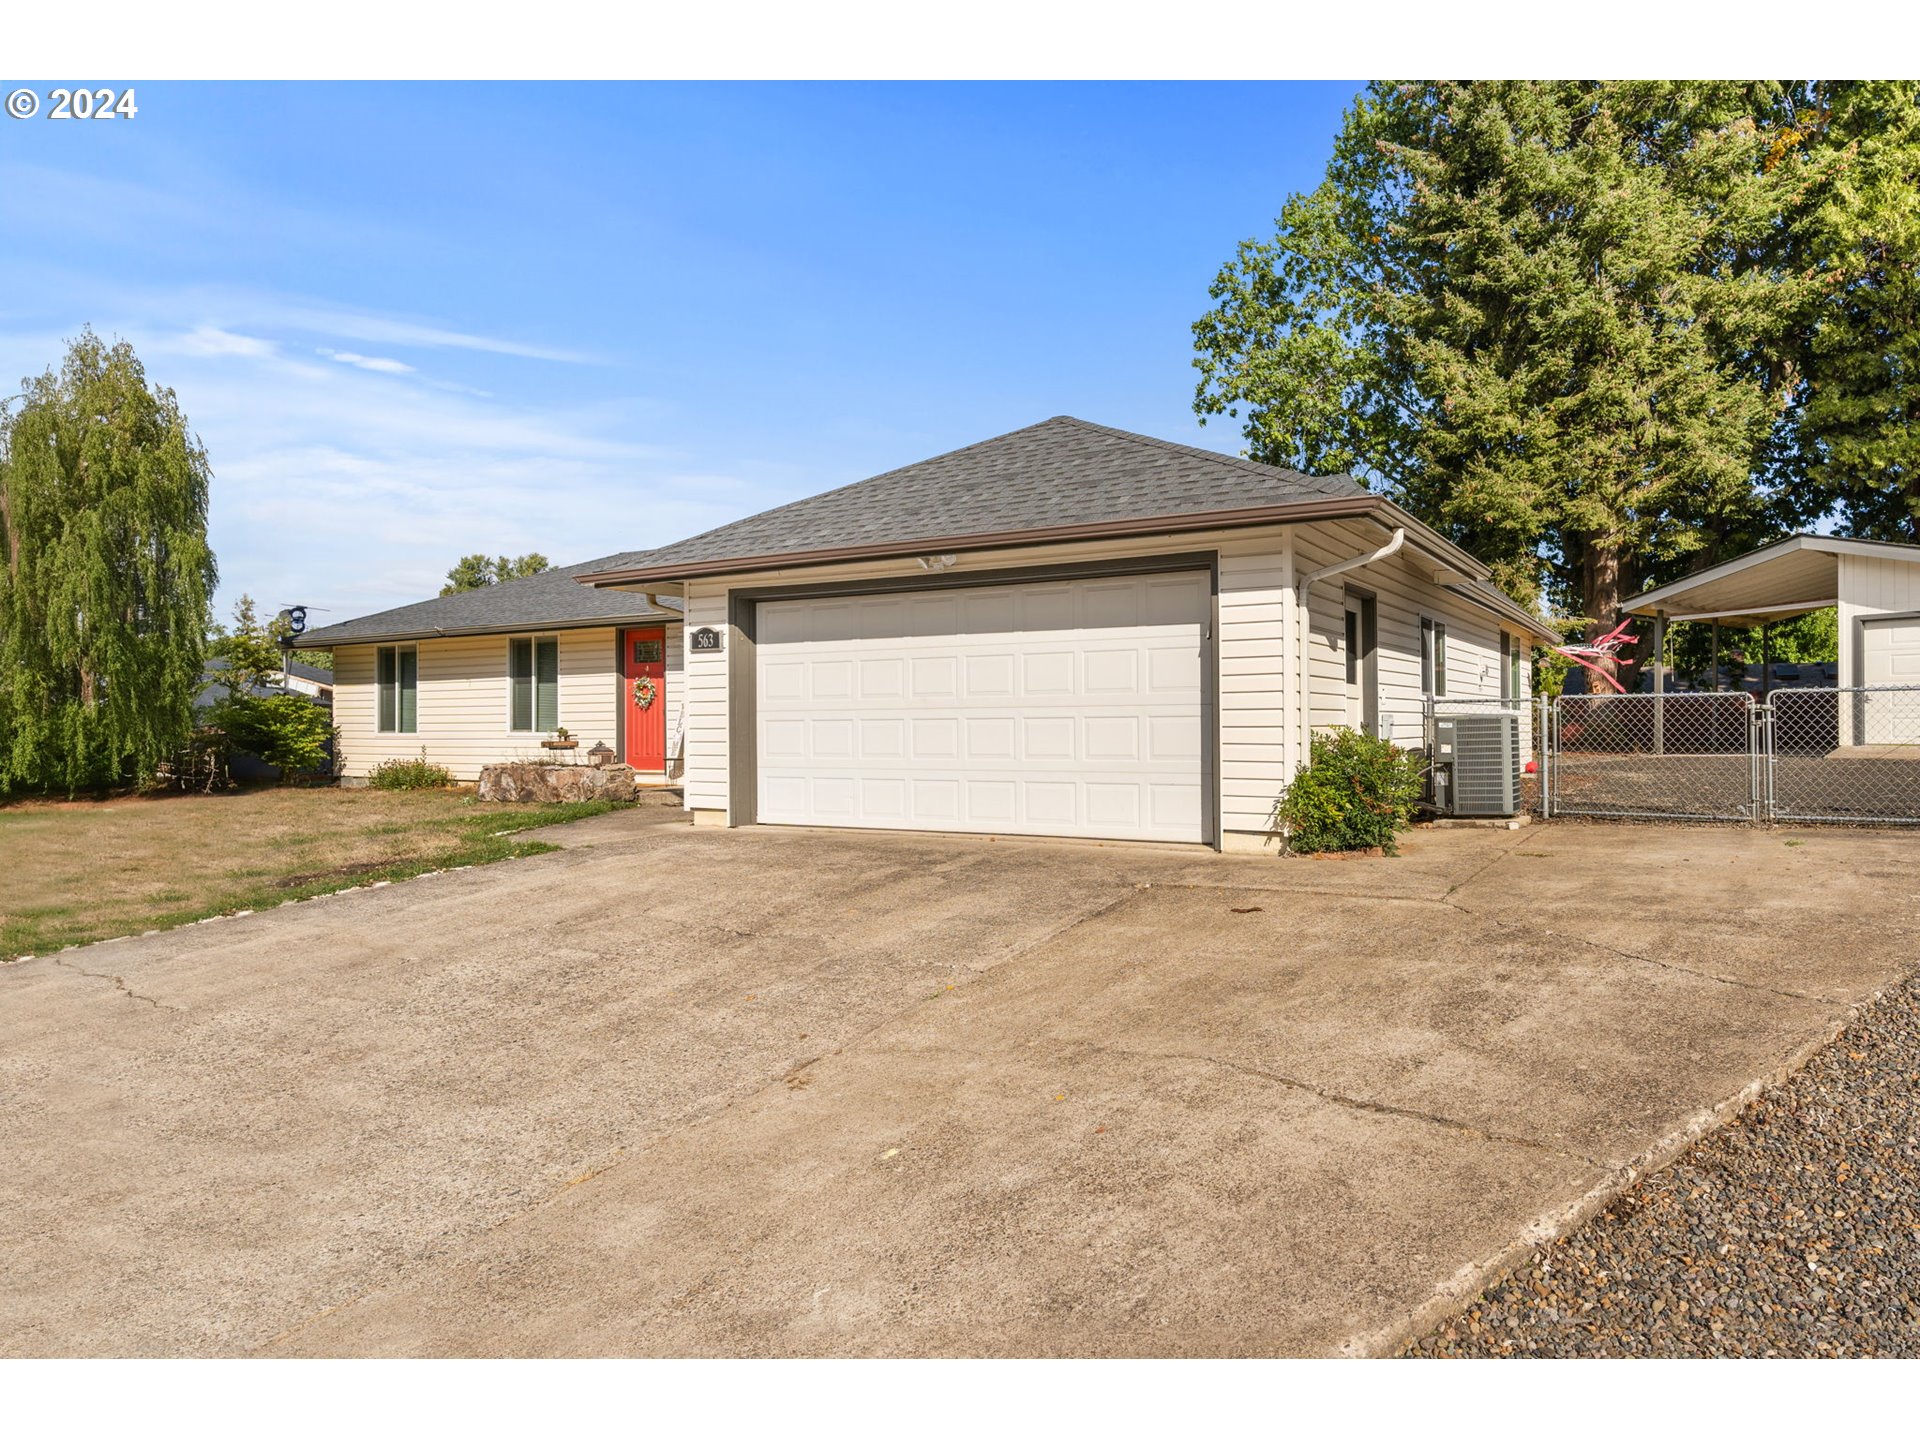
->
[[580, 416, 1372, 581], [292, 553, 681, 649]]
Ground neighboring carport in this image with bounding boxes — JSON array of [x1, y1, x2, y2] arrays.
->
[[1625, 533, 1920, 706], [1544, 535, 1920, 825]]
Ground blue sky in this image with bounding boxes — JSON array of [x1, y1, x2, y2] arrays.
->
[[0, 81, 1357, 619]]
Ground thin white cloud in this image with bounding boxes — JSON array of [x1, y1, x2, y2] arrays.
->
[[319, 348, 415, 375], [264, 298, 595, 364], [177, 325, 277, 359]]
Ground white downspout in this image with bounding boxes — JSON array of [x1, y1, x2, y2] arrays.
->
[[1295, 526, 1406, 772]]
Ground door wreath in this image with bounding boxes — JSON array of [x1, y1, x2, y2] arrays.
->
[[631, 675, 657, 710]]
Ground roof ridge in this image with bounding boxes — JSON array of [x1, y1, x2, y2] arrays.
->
[[620, 417, 1077, 562], [1048, 415, 1363, 496]]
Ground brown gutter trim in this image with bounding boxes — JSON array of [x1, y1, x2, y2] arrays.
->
[[576, 495, 1387, 587], [289, 612, 683, 650]]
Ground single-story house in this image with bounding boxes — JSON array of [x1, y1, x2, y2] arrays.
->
[[293, 557, 687, 782], [1626, 533, 1920, 745], [298, 417, 1551, 846], [567, 416, 1554, 850]]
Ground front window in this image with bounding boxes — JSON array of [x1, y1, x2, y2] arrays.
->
[[377, 645, 417, 733], [510, 636, 560, 731]]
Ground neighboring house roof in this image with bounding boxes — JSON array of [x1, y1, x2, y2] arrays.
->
[[197, 657, 332, 709], [280, 657, 335, 686], [291, 554, 684, 650], [1624, 534, 1920, 624], [575, 415, 1557, 640]]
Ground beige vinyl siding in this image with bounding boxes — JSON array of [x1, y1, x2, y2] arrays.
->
[[333, 625, 675, 781], [1294, 518, 1526, 752], [681, 586, 731, 811]]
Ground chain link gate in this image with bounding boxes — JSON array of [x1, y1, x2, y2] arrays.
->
[[1542, 685, 1920, 826]]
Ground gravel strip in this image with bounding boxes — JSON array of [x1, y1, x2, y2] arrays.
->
[[1408, 974, 1920, 1357]]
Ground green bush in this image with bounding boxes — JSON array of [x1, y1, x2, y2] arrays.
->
[[368, 752, 454, 790], [206, 693, 337, 774], [1275, 727, 1426, 855]]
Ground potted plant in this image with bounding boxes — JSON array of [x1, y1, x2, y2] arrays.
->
[[541, 726, 578, 751]]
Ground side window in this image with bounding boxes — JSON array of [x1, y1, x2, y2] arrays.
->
[[1421, 619, 1448, 697], [510, 637, 560, 731], [376, 645, 418, 733], [1344, 610, 1359, 685]]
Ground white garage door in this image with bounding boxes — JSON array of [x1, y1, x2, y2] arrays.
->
[[1863, 617, 1920, 744], [755, 571, 1209, 842]]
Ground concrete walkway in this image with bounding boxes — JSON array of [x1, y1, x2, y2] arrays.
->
[[3, 813, 1915, 1356]]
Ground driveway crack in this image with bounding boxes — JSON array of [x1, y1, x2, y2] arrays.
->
[[52, 955, 180, 1012], [1089, 1042, 1599, 1164]]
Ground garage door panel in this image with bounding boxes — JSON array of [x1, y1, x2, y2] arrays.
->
[[1024, 716, 1077, 760], [965, 716, 1016, 760], [861, 718, 906, 757], [963, 653, 1015, 697], [1148, 643, 1203, 692], [859, 657, 905, 698], [1083, 649, 1140, 693], [756, 571, 1209, 842]]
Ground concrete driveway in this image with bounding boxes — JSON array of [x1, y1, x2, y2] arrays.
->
[[4, 810, 1916, 1356]]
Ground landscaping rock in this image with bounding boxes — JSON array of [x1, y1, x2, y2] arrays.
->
[[1407, 971, 1920, 1358], [476, 762, 638, 804]]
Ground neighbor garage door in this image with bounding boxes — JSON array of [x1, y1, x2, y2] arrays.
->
[[755, 571, 1209, 842]]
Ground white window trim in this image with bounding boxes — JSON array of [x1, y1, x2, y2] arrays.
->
[[506, 634, 562, 733], [376, 643, 418, 734], [1421, 617, 1448, 698]]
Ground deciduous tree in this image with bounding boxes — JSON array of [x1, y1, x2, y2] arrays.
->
[[0, 332, 216, 793]]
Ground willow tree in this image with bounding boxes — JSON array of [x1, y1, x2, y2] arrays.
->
[[0, 332, 217, 792], [1194, 82, 1822, 684]]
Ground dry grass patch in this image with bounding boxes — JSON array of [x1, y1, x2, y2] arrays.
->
[[0, 787, 625, 959]]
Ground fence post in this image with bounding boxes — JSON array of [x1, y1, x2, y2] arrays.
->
[[1538, 694, 1553, 818]]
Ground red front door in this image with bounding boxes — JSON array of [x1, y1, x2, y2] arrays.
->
[[622, 627, 667, 771]]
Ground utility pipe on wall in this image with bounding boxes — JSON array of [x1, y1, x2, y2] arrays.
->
[[1295, 526, 1406, 772]]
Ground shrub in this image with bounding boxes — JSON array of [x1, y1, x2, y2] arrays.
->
[[368, 752, 454, 790], [206, 693, 337, 775], [1275, 727, 1426, 855]]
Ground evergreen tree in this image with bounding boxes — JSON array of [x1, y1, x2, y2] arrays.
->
[[1194, 82, 1823, 684], [212, 594, 285, 693], [0, 332, 217, 793], [1789, 81, 1920, 539]]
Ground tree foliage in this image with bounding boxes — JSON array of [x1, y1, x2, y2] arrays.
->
[[0, 332, 217, 793], [440, 552, 551, 595], [1194, 82, 1832, 683], [1787, 82, 1920, 540], [211, 593, 284, 693]]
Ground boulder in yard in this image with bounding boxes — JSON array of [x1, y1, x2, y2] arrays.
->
[[476, 762, 638, 804]]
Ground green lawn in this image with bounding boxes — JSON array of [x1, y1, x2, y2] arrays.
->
[[0, 787, 624, 959]]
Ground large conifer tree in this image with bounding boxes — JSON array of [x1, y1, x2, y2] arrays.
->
[[1193, 82, 1821, 683], [0, 332, 217, 792]]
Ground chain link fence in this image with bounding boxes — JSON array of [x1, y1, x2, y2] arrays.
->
[[1770, 686, 1920, 825], [1542, 686, 1920, 826], [1546, 692, 1762, 822]]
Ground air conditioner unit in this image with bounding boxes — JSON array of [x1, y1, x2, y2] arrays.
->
[[1431, 712, 1520, 817]]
